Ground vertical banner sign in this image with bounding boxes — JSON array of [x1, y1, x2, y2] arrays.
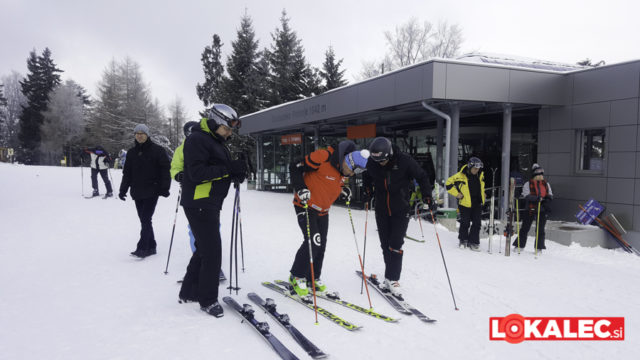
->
[[281, 133, 302, 145], [576, 198, 604, 225]]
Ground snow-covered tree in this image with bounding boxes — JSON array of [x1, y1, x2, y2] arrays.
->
[[0, 72, 27, 149], [167, 97, 187, 147], [40, 80, 86, 164], [320, 46, 348, 92]]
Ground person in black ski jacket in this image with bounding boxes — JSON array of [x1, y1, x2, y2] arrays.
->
[[178, 104, 246, 318], [119, 124, 171, 258], [363, 137, 432, 299], [84, 146, 113, 197], [513, 163, 553, 252]]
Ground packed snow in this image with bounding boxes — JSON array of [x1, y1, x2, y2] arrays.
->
[[1, 162, 638, 360]]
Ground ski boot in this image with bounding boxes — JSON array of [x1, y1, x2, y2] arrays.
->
[[289, 274, 309, 297]]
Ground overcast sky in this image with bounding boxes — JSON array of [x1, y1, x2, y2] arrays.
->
[[2, 0, 639, 121]]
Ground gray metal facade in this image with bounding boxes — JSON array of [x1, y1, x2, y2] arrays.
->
[[241, 58, 640, 240]]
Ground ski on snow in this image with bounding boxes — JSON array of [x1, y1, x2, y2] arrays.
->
[[273, 280, 399, 323], [222, 296, 300, 360], [248, 292, 327, 359], [261, 281, 361, 331], [356, 271, 436, 323]]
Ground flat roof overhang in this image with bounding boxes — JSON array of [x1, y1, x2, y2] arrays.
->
[[239, 59, 571, 137]]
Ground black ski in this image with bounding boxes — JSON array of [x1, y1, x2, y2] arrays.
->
[[262, 281, 361, 331], [274, 280, 399, 323], [356, 271, 436, 323], [222, 296, 300, 360], [248, 292, 327, 359]]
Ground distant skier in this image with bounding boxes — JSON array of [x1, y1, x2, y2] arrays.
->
[[178, 105, 246, 318], [84, 146, 113, 198], [446, 157, 485, 251], [513, 163, 553, 252], [119, 124, 171, 258], [288, 140, 368, 297], [363, 137, 432, 298]]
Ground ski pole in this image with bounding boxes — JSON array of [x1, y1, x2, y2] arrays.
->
[[164, 188, 182, 274], [304, 203, 319, 324], [346, 200, 373, 309], [228, 184, 239, 294], [361, 202, 369, 294], [428, 206, 459, 310], [233, 185, 240, 294], [416, 203, 425, 241], [237, 187, 245, 272], [516, 197, 520, 254], [535, 201, 541, 258], [578, 204, 637, 254], [80, 156, 85, 197]]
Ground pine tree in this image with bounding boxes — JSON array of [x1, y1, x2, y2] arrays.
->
[[223, 11, 262, 116], [268, 10, 314, 106], [0, 84, 7, 146], [196, 34, 225, 107], [320, 46, 348, 92], [17, 48, 63, 164]]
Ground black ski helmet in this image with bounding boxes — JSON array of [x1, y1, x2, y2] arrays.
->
[[183, 121, 199, 138], [468, 157, 483, 169], [207, 104, 240, 130], [369, 137, 393, 162]]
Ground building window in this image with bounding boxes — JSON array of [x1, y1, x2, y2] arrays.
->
[[578, 129, 605, 172]]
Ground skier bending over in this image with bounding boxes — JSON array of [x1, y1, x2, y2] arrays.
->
[[288, 141, 369, 297], [363, 137, 432, 299]]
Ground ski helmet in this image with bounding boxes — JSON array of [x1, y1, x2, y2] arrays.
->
[[183, 121, 199, 138], [207, 104, 240, 130], [468, 157, 483, 169], [369, 137, 393, 162]]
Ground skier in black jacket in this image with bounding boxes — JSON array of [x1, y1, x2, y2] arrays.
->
[[178, 104, 246, 318], [119, 124, 171, 258], [363, 137, 432, 299]]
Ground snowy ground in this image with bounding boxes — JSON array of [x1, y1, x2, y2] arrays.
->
[[1, 162, 638, 360]]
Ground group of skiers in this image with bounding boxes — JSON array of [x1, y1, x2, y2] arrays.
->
[[85, 102, 553, 319]]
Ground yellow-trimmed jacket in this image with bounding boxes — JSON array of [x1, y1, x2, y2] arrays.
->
[[445, 164, 485, 208]]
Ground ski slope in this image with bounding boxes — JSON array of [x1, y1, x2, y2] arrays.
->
[[0, 162, 638, 360]]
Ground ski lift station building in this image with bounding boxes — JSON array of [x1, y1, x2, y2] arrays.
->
[[239, 54, 640, 246]]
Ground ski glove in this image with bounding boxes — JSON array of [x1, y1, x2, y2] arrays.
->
[[230, 160, 247, 184], [118, 193, 127, 201], [339, 186, 352, 201], [160, 190, 170, 198], [175, 171, 184, 183], [297, 188, 311, 203]]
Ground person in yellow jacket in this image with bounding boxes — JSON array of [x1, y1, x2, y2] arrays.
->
[[446, 157, 485, 251]]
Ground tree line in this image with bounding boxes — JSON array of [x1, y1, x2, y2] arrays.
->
[[0, 12, 465, 165]]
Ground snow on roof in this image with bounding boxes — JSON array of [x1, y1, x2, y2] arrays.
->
[[456, 52, 587, 72]]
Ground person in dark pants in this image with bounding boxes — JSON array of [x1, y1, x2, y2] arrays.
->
[[363, 137, 432, 299], [446, 157, 485, 251], [513, 163, 553, 252], [84, 146, 113, 197], [178, 104, 246, 318], [118, 124, 171, 258], [288, 141, 368, 297]]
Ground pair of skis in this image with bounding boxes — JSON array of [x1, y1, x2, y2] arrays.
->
[[224, 295, 319, 360], [356, 271, 436, 323]]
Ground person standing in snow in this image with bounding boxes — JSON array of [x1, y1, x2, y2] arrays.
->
[[118, 124, 171, 258], [178, 105, 246, 318], [84, 146, 113, 198], [446, 157, 485, 251], [513, 163, 553, 252], [362, 137, 433, 299], [288, 140, 369, 297]]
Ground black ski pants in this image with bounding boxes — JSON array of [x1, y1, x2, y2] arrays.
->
[[376, 210, 410, 281], [458, 204, 482, 245], [134, 196, 158, 252], [180, 207, 222, 308], [290, 206, 329, 281], [514, 205, 547, 250], [91, 168, 112, 193]]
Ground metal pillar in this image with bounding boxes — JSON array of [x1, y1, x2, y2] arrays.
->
[[500, 104, 512, 222], [256, 135, 264, 190], [436, 117, 443, 181], [313, 126, 320, 150]]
